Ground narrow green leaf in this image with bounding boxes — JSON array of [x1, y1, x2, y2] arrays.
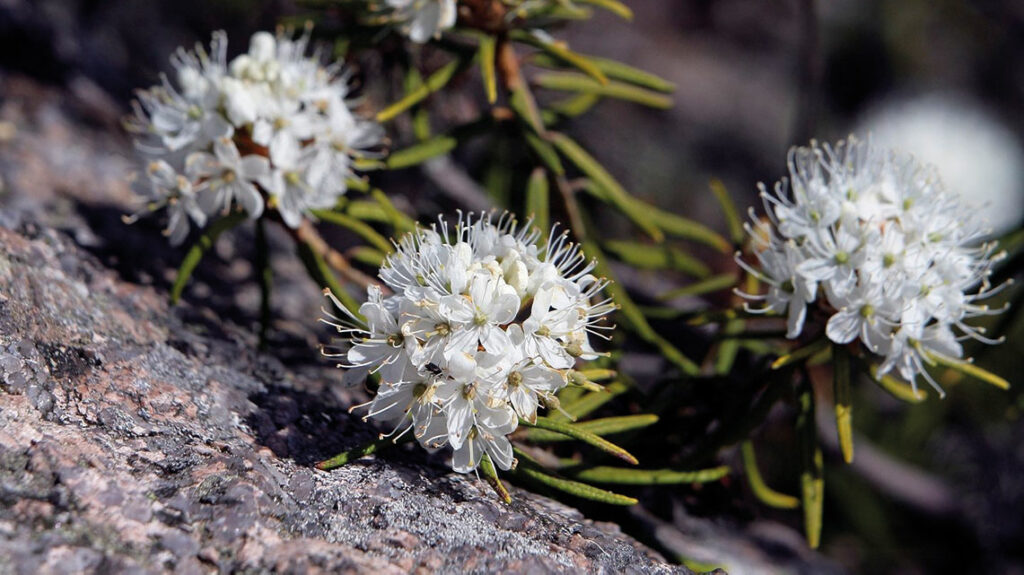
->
[[403, 65, 432, 141], [714, 319, 743, 375], [525, 167, 550, 237], [296, 240, 362, 319], [316, 438, 391, 470], [511, 448, 638, 505], [771, 339, 830, 370], [311, 209, 394, 254], [567, 465, 729, 485], [386, 135, 458, 170], [577, 368, 616, 382], [833, 344, 854, 464], [345, 200, 390, 223], [510, 31, 608, 84], [550, 133, 664, 241], [480, 453, 512, 503], [345, 176, 371, 193], [371, 188, 417, 234], [658, 274, 737, 300], [868, 365, 928, 403], [530, 53, 675, 93], [347, 246, 387, 267], [509, 83, 548, 136], [170, 211, 247, 304], [797, 375, 824, 550], [534, 72, 673, 109], [524, 417, 639, 465], [574, 0, 633, 19], [547, 92, 601, 118], [926, 351, 1010, 390], [584, 240, 701, 374], [710, 178, 744, 245], [604, 240, 710, 277], [478, 35, 498, 104], [522, 132, 565, 176], [526, 414, 659, 442], [556, 380, 629, 421], [376, 57, 465, 122], [642, 204, 732, 253], [740, 441, 799, 509]]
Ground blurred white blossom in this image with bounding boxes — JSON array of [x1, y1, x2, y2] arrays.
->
[[738, 136, 1009, 394], [857, 95, 1024, 234], [322, 212, 616, 473], [128, 29, 382, 243], [387, 0, 457, 43]]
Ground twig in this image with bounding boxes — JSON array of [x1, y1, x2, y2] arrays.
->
[[290, 219, 384, 292]]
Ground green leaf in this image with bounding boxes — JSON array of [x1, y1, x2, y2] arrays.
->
[[316, 438, 391, 470], [347, 246, 387, 267], [771, 339, 830, 370], [556, 380, 629, 421], [523, 417, 639, 465], [345, 200, 390, 223], [480, 453, 511, 503], [296, 239, 362, 320], [550, 132, 664, 242], [510, 30, 608, 84], [386, 134, 458, 170], [523, 132, 565, 175], [376, 57, 466, 122], [710, 178, 744, 245], [566, 465, 729, 485], [576, 368, 616, 382], [740, 441, 799, 509], [641, 204, 732, 253], [714, 319, 743, 375], [547, 92, 601, 118], [584, 240, 701, 375], [604, 240, 710, 278], [658, 274, 737, 300], [833, 344, 854, 464], [868, 364, 928, 403], [926, 351, 1010, 390], [511, 448, 637, 505], [530, 53, 674, 93], [525, 167, 550, 237], [509, 83, 548, 136], [371, 188, 417, 234], [311, 209, 394, 254], [574, 0, 633, 19], [534, 72, 673, 109], [170, 211, 247, 304], [526, 414, 658, 442], [478, 35, 498, 104], [797, 375, 824, 549]]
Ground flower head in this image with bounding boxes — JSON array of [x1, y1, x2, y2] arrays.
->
[[128, 28, 382, 243], [322, 212, 616, 472], [386, 0, 457, 43], [738, 136, 1009, 394]]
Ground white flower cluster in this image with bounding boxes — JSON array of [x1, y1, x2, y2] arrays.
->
[[128, 29, 382, 244], [323, 213, 616, 473], [386, 0, 457, 43], [739, 137, 1007, 393]]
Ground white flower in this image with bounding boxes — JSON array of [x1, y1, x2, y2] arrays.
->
[[128, 28, 382, 242], [387, 0, 457, 43], [132, 160, 207, 245], [739, 136, 1009, 394], [322, 212, 616, 473]]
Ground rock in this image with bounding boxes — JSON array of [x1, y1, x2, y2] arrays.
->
[[0, 78, 691, 573]]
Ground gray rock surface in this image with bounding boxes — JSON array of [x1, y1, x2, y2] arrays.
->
[[0, 76, 693, 573]]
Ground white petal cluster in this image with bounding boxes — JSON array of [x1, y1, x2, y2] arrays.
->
[[323, 213, 616, 473], [739, 136, 1008, 393], [128, 29, 382, 243], [386, 0, 457, 43]]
